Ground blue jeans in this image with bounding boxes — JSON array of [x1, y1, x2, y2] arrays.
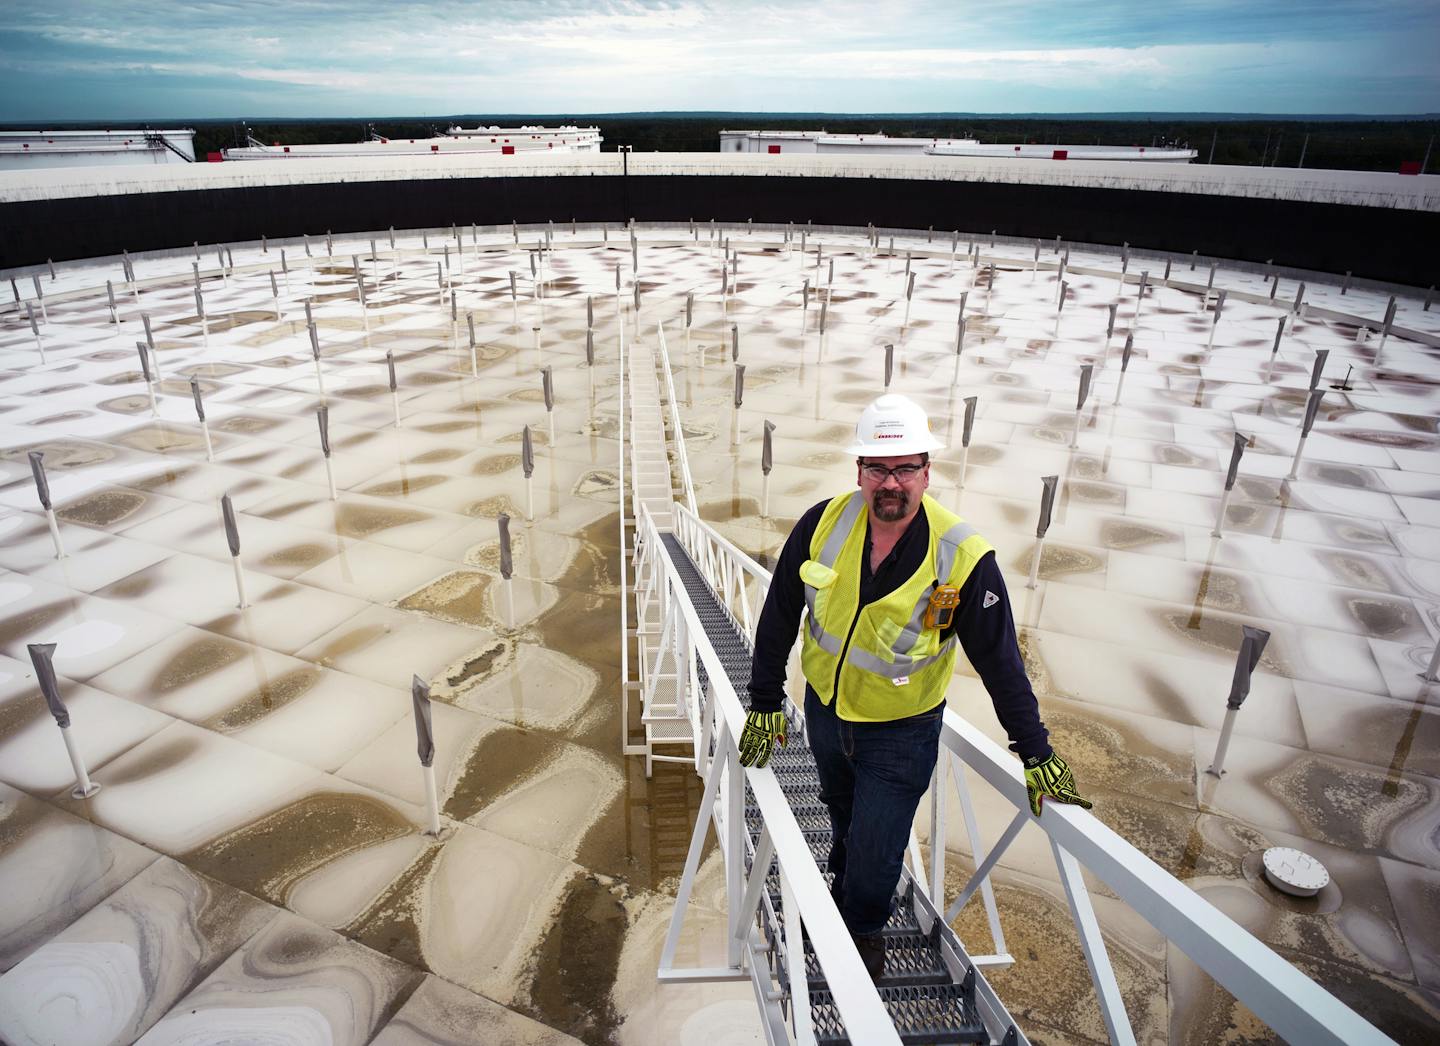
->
[[804, 687, 944, 937]]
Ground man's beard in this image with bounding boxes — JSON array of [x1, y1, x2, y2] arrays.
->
[[873, 489, 909, 522]]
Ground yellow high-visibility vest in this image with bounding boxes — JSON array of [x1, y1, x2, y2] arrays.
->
[[799, 492, 994, 721]]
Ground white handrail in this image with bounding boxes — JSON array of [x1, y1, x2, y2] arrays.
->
[[643, 502, 901, 1045], [655, 320, 698, 514]]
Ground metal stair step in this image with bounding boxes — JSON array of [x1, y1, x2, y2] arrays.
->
[[811, 980, 989, 1046], [804, 932, 952, 990]]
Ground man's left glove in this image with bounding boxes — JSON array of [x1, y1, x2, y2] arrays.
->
[[1024, 752, 1092, 817], [738, 710, 787, 768]]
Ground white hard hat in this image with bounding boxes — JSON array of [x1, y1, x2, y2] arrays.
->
[[846, 394, 946, 456]]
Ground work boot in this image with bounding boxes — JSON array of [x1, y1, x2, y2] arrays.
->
[[852, 932, 885, 982]]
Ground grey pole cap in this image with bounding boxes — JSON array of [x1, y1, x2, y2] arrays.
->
[[1121, 333, 1135, 372], [529, 251, 537, 277], [615, 265, 621, 292], [194, 287, 205, 319], [521, 425, 534, 477], [1077, 364, 1093, 411], [1309, 349, 1329, 390], [762, 420, 775, 475], [587, 295, 595, 329], [269, 270, 279, 297], [1036, 475, 1060, 538], [884, 343, 894, 386], [497, 513, 514, 579], [28, 643, 68, 728], [1272, 316, 1286, 354], [1300, 389, 1324, 437], [1293, 282, 1307, 313], [685, 292, 693, 328], [1381, 295, 1398, 335], [1213, 289, 1227, 322], [509, 271, 517, 299], [436, 262, 443, 288], [1138, 271, 1149, 298], [467, 314, 477, 348], [411, 675, 435, 768], [316, 405, 331, 457], [819, 299, 828, 334], [190, 376, 205, 421], [585, 328, 595, 366], [386, 350, 398, 393], [308, 322, 321, 361], [221, 493, 241, 556], [106, 281, 116, 309], [1227, 625, 1271, 709], [734, 364, 746, 408], [906, 272, 915, 301], [541, 366, 554, 411], [304, 299, 313, 327], [731, 324, 739, 363], [1057, 280, 1068, 312], [961, 396, 978, 446], [1107, 303, 1118, 339], [1224, 432, 1247, 491], [142, 312, 154, 350], [28, 450, 51, 510], [136, 341, 152, 383], [281, 249, 289, 273]]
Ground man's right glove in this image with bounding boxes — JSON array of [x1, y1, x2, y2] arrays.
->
[[1024, 751, 1092, 817], [738, 710, 787, 768]]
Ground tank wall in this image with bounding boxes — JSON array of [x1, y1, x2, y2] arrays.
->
[[3, 173, 1435, 286]]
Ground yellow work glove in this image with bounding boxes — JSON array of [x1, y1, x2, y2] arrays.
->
[[738, 710, 787, 768], [1024, 752, 1092, 817]]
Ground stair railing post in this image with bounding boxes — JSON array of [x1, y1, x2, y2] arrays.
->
[[948, 751, 1009, 957], [726, 739, 746, 969], [1052, 839, 1136, 1046], [928, 754, 948, 908]]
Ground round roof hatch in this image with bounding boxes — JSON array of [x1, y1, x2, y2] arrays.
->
[[1261, 846, 1330, 897]]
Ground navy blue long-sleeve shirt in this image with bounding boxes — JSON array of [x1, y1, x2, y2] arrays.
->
[[748, 497, 1052, 762]]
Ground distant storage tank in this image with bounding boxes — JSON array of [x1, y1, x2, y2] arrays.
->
[[222, 125, 603, 161], [0, 129, 197, 170], [720, 129, 1196, 163], [720, 130, 979, 156]]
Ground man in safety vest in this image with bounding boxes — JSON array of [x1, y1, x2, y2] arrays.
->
[[739, 393, 1090, 979]]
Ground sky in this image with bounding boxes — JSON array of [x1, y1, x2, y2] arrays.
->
[[0, 0, 1437, 121]]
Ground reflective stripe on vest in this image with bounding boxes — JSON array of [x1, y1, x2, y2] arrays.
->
[[802, 493, 864, 655]]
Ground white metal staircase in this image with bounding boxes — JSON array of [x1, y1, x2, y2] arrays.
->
[[614, 293, 1395, 1046]]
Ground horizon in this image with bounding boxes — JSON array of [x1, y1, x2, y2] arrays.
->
[[2, 2, 1438, 121], [5, 110, 1438, 128]]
